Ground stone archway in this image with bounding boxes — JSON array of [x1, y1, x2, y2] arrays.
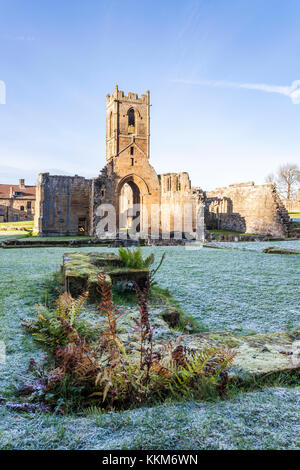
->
[[116, 174, 150, 236], [119, 181, 141, 232]]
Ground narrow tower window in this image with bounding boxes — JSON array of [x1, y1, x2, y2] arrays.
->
[[130, 146, 134, 155], [109, 111, 113, 137], [127, 108, 135, 133]]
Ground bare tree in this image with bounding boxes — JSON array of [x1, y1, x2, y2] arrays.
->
[[264, 173, 275, 183], [277, 164, 300, 199], [266, 163, 300, 199]]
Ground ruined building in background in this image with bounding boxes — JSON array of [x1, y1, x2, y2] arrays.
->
[[282, 189, 300, 213], [205, 181, 292, 237], [34, 86, 292, 238], [0, 179, 36, 223]]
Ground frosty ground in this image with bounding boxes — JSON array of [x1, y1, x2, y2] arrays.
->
[[0, 241, 299, 449]]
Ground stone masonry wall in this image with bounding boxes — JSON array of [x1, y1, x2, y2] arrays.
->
[[160, 172, 205, 236], [205, 181, 292, 237], [34, 173, 91, 236]]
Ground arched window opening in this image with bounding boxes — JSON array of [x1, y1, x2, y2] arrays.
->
[[127, 108, 135, 134]]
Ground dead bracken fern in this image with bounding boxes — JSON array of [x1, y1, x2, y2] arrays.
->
[[96, 271, 123, 350], [47, 341, 100, 389], [22, 270, 237, 411], [132, 279, 154, 383], [56, 291, 88, 326]]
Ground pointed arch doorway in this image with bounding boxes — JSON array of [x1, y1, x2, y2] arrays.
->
[[119, 181, 141, 234], [117, 174, 150, 237]]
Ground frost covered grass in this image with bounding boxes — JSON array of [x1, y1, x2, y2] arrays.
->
[[0, 389, 299, 450], [0, 243, 299, 449], [0, 231, 27, 241], [154, 241, 300, 334]]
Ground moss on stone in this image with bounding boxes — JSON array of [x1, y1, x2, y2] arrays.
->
[[263, 246, 300, 255], [108, 268, 149, 292], [88, 252, 123, 267], [181, 330, 300, 378], [62, 252, 149, 298]]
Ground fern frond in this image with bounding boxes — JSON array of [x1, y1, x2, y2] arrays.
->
[[69, 291, 88, 325], [56, 292, 74, 318], [144, 253, 155, 267]]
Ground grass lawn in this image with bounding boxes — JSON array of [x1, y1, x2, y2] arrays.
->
[[25, 235, 94, 241], [0, 220, 33, 229], [0, 221, 95, 242], [0, 244, 299, 449], [0, 231, 30, 241], [208, 229, 261, 236]]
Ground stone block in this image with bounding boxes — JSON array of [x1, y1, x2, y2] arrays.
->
[[109, 268, 149, 292], [62, 251, 149, 299], [263, 246, 300, 255]]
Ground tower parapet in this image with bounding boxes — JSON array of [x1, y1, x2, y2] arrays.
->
[[106, 86, 150, 162], [106, 85, 149, 105]]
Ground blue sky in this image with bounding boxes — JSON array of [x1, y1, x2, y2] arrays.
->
[[0, 0, 299, 189]]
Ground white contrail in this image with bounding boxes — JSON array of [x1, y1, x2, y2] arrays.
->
[[172, 78, 300, 104]]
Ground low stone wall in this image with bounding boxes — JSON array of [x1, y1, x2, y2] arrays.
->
[[62, 251, 149, 300]]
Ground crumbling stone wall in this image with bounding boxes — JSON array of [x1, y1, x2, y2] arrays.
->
[[34, 173, 91, 236], [159, 172, 205, 236], [205, 181, 292, 237]]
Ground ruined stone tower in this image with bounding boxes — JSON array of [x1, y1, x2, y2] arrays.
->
[[105, 85, 150, 163], [92, 86, 161, 236]]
